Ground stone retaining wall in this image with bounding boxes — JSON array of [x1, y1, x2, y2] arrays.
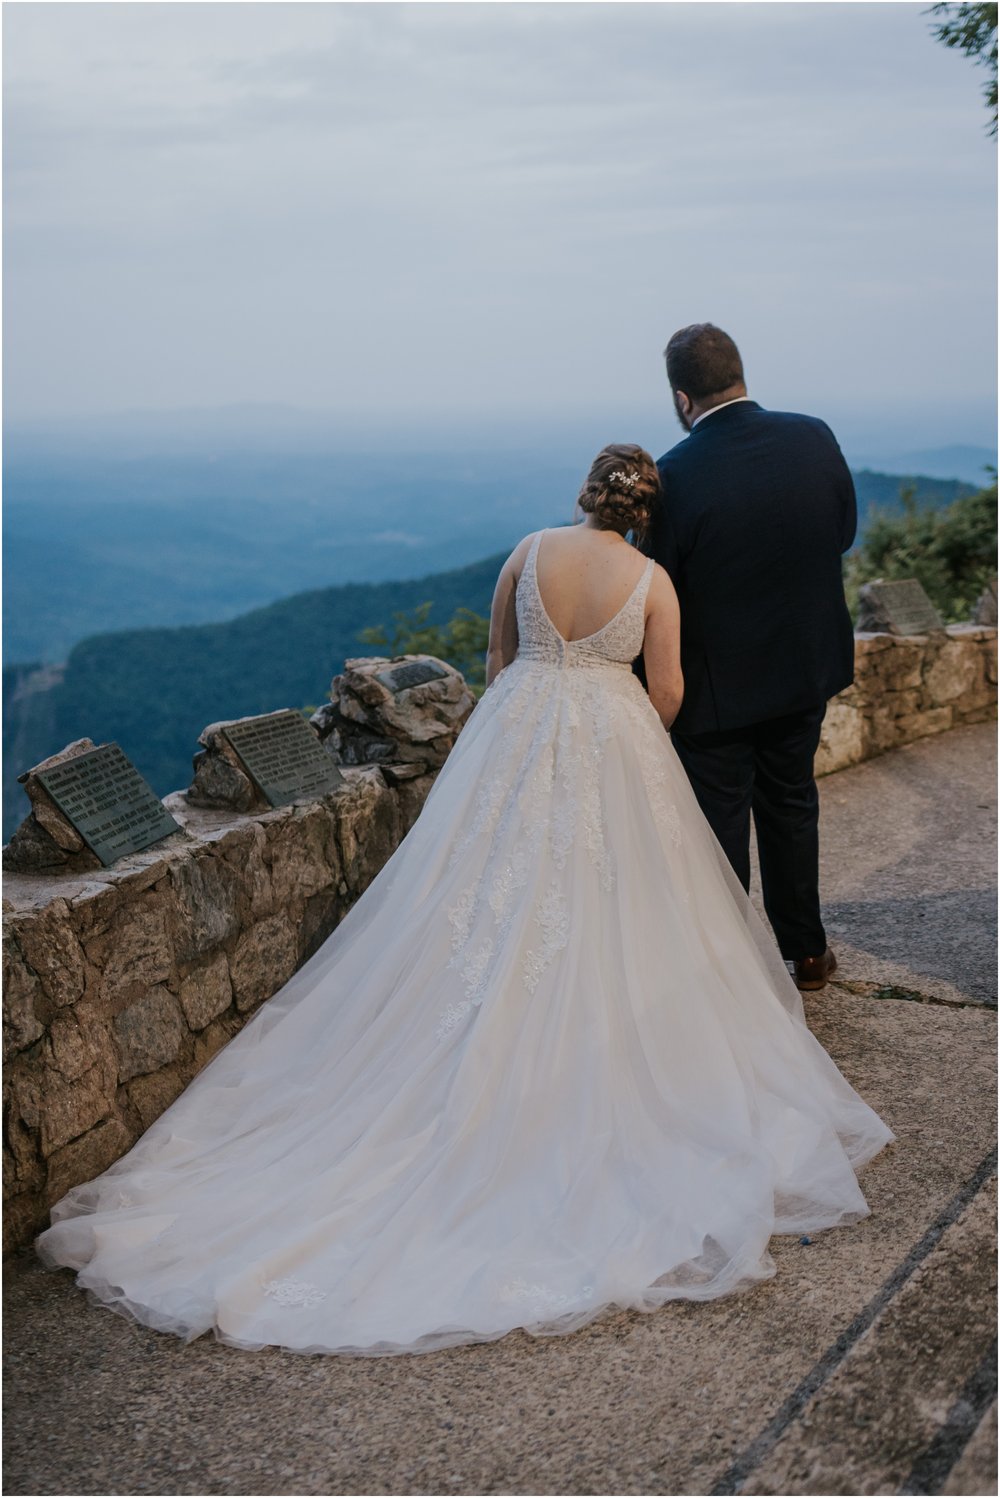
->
[[2, 654, 474, 1253], [2, 766, 435, 1252], [3, 632, 996, 1252], [816, 625, 997, 776]]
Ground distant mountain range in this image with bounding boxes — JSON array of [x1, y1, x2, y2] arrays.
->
[[1, 462, 984, 843], [2, 441, 981, 667], [850, 445, 995, 486], [1, 444, 580, 666]]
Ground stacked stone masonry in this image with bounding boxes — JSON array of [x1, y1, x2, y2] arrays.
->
[[3, 632, 996, 1251], [815, 625, 997, 776], [2, 767, 433, 1251], [2, 655, 472, 1252]]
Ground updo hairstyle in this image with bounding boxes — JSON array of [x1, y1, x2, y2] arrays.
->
[[576, 443, 660, 544]]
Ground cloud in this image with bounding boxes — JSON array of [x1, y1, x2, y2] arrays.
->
[[3, 2, 996, 450]]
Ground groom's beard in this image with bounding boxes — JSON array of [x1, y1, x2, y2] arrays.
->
[[673, 392, 693, 432]]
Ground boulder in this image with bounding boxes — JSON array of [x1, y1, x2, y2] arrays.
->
[[187, 749, 259, 812], [313, 655, 476, 771], [185, 719, 268, 812], [3, 740, 104, 873]]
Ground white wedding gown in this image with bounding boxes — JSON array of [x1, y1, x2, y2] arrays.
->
[[36, 530, 893, 1356]]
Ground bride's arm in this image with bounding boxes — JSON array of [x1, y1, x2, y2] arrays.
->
[[643, 566, 684, 729], [485, 536, 531, 686]]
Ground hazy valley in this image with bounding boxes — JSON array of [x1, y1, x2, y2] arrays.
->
[[3, 423, 992, 840]]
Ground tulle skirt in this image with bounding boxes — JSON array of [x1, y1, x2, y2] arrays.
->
[[36, 657, 894, 1355]]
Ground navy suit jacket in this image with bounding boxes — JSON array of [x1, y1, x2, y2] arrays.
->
[[642, 400, 857, 736]]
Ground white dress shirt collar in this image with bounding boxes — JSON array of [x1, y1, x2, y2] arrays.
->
[[691, 396, 754, 428]]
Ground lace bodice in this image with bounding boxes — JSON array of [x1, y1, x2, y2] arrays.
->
[[515, 530, 655, 669]]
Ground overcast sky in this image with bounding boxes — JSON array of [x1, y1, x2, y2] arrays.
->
[[3, 1, 997, 452]]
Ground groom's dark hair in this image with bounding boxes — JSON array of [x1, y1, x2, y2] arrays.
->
[[665, 324, 744, 403]]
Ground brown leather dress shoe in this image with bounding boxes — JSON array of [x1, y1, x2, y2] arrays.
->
[[794, 948, 838, 991]]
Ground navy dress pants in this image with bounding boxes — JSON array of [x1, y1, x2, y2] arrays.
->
[[670, 704, 828, 961]]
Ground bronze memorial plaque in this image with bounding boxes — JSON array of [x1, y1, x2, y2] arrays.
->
[[376, 660, 450, 694], [856, 578, 945, 636], [221, 710, 346, 808], [35, 743, 181, 868]]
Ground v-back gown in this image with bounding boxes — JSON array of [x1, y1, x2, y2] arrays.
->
[[36, 530, 893, 1356]]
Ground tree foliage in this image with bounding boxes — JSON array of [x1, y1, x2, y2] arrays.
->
[[928, 2, 998, 133], [845, 473, 998, 622], [359, 604, 491, 692]]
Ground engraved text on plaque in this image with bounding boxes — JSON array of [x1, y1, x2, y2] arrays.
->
[[221, 711, 346, 808], [35, 743, 181, 867]]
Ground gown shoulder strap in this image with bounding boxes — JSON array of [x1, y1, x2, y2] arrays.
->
[[636, 554, 656, 608]]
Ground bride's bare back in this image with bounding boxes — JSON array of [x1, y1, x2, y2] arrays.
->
[[488, 522, 683, 727], [534, 526, 651, 642]]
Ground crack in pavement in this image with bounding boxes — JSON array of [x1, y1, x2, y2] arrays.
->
[[709, 1146, 999, 1496], [832, 980, 998, 1013]]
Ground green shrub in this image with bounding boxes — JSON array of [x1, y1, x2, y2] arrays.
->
[[359, 603, 491, 693], [845, 474, 997, 623]]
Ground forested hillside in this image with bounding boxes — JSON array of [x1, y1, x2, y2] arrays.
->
[[3, 554, 504, 837]]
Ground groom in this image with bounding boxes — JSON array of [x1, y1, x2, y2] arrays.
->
[[642, 323, 857, 991]]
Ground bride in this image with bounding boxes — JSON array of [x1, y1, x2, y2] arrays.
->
[[36, 443, 893, 1357]]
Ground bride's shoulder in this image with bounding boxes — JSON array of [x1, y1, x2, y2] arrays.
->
[[501, 530, 544, 582], [645, 559, 679, 614], [490, 534, 541, 607]]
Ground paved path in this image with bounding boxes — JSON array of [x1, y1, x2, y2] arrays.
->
[[4, 724, 997, 1496], [816, 721, 997, 1007]]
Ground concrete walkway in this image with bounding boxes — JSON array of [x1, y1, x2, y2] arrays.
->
[[4, 724, 996, 1497], [815, 721, 997, 1007]]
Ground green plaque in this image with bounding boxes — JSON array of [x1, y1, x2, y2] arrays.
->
[[35, 743, 180, 868], [221, 711, 346, 808]]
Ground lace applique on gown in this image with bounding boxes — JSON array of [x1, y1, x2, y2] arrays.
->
[[36, 529, 893, 1357]]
